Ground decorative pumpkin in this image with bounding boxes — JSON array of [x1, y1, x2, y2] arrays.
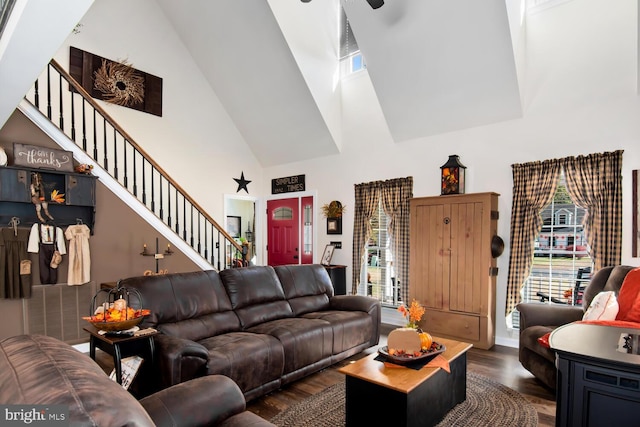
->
[[387, 327, 422, 354], [419, 332, 433, 351]]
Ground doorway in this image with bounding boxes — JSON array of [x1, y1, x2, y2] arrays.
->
[[224, 194, 257, 264], [266, 195, 315, 266]]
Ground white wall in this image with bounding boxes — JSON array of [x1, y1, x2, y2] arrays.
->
[[28, 0, 639, 346], [52, 0, 263, 223], [0, 0, 94, 129], [263, 0, 640, 345]]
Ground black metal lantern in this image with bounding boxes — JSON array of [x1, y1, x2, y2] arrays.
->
[[440, 155, 466, 195]]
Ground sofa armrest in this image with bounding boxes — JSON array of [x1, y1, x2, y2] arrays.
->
[[516, 302, 584, 332], [154, 334, 209, 387], [330, 295, 381, 346], [329, 294, 377, 311], [140, 375, 247, 427]]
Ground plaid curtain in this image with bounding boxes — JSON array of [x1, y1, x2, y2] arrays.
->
[[380, 177, 413, 302], [563, 150, 623, 271], [352, 182, 380, 294], [505, 159, 562, 316]]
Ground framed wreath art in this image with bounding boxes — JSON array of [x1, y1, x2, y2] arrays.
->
[[69, 47, 163, 116], [93, 59, 145, 107]]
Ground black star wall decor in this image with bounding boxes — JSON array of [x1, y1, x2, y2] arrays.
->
[[234, 172, 251, 193]]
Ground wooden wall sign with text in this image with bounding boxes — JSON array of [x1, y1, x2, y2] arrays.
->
[[272, 174, 306, 194], [13, 143, 74, 172]]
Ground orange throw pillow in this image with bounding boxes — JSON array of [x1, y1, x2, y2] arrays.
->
[[616, 267, 640, 322], [537, 332, 551, 348]]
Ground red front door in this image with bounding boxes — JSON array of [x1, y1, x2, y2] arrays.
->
[[267, 198, 300, 266]]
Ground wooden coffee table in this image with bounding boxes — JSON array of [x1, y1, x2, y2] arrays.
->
[[339, 337, 472, 427]]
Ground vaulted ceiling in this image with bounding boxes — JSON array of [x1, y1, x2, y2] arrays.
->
[[0, 0, 524, 168], [157, 0, 523, 167]]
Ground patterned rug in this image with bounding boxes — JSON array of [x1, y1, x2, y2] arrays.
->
[[270, 372, 538, 427]]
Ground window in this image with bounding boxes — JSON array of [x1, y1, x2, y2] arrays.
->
[[507, 150, 622, 321], [362, 202, 401, 307], [0, 0, 16, 39], [512, 172, 593, 328], [340, 7, 366, 76], [273, 207, 293, 220], [353, 177, 412, 302], [303, 203, 312, 255]]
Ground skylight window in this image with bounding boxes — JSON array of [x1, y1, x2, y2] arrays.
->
[[527, 0, 574, 14], [339, 6, 366, 76]]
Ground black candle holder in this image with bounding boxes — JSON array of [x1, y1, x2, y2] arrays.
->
[[141, 237, 172, 273]]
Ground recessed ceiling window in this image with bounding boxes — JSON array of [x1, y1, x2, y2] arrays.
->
[[340, 7, 366, 76], [0, 0, 16, 39], [527, 0, 574, 14]]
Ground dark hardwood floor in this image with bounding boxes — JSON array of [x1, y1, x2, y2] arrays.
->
[[246, 324, 557, 426], [93, 324, 556, 425]]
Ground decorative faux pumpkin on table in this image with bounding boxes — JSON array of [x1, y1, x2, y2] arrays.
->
[[382, 299, 443, 362]]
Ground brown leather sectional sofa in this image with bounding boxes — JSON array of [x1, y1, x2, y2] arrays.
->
[[0, 334, 275, 427], [120, 264, 381, 401]]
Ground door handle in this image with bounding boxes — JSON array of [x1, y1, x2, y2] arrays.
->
[[293, 255, 299, 259]]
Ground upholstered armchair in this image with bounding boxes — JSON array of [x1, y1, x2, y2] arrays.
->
[[516, 265, 635, 389]]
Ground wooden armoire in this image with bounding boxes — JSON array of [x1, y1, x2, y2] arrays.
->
[[409, 192, 499, 350]]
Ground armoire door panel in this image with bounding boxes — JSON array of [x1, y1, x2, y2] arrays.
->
[[433, 203, 449, 310], [450, 201, 485, 314], [411, 203, 448, 310], [410, 192, 499, 350]]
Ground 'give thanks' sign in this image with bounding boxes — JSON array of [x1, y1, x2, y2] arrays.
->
[[13, 143, 74, 172]]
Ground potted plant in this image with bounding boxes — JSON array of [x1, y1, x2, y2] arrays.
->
[[321, 201, 346, 218], [322, 201, 345, 235]]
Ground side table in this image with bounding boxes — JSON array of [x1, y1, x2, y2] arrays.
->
[[83, 325, 157, 386], [550, 322, 640, 427]]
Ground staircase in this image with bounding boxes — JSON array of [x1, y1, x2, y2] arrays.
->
[[18, 59, 243, 271]]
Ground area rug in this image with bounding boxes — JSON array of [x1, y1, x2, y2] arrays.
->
[[270, 372, 538, 427]]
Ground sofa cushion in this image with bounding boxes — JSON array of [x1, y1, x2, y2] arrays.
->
[[121, 270, 242, 341], [247, 318, 333, 374], [537, 332, 551, 348], [0, 335, 154, 426], [583, 291, 618, 321], [274, 265, 332, 315], [200, 332, 285, 396], [220, 266, 294, 329], [582, 265, 636, 310], [616, 267, 640, 322], [301, 310, 373, 354], [520, 325, 556, 363]]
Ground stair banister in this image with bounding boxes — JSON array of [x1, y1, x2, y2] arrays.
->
[[26, 59, 243, 266]]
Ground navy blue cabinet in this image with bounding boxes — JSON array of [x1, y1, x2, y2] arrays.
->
[[0, 166, 96, 231], [551, 323, 640, 427]]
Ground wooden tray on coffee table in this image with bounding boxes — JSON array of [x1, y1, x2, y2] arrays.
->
[[377, 342, 446, 365]]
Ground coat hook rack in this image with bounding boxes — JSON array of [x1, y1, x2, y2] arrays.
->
[[8, 217, 20, 235]]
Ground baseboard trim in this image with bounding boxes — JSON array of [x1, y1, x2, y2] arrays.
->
[[496, 336, 518, 349]]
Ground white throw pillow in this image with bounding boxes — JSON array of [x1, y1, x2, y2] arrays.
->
[[583, 291, 619, 321]]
